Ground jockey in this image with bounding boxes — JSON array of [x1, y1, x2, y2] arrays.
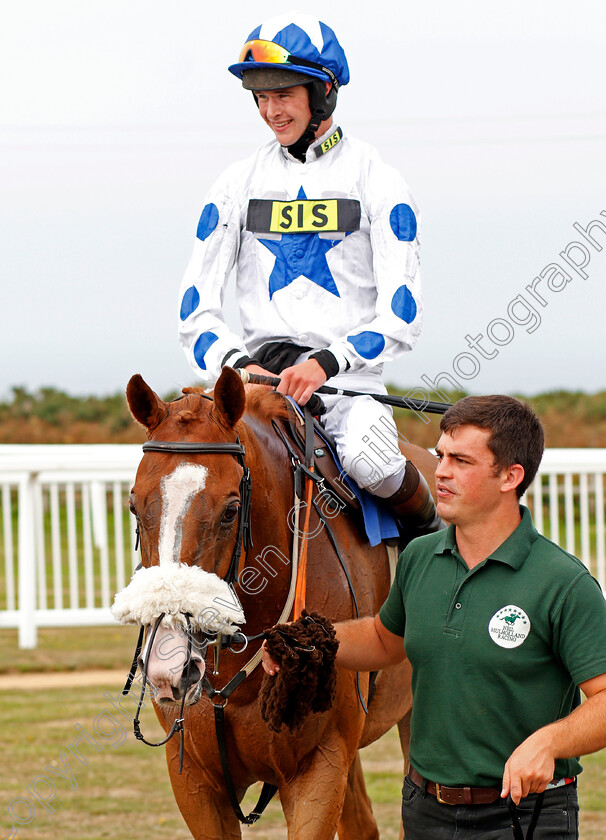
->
[[178, 12, 443, 540]]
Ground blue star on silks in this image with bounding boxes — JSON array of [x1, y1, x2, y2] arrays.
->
[[259, 187, 344, 300]]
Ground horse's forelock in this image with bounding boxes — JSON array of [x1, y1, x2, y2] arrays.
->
[[181, 386, 207, 397], [162, 391, 213, 428], [174, 409, 199, 426]]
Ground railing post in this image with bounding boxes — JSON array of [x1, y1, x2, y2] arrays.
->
[[18, 473, 37, 649]]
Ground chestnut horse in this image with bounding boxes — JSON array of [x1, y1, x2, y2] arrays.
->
[[120, 367, 435, 840]]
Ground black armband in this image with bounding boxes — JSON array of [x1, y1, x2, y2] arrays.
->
[[309, 350, 339, 380], [232, 355, 262, 370]]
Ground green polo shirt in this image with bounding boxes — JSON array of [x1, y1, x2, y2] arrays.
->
[[379, 506, 606, 786]]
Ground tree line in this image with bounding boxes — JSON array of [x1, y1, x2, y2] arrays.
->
[[0, 385, 605, 448]]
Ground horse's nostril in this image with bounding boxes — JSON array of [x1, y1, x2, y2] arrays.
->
[[181, 660, 202, 694]]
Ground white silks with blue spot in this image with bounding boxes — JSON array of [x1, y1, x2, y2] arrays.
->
[[178, 123, 422, 388]]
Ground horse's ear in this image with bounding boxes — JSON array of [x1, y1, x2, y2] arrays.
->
[[126, 374, 168, 431], [212, 367, 246, 429]]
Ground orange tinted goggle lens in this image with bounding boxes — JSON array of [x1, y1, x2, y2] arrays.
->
[[238, 39, 292, 65]]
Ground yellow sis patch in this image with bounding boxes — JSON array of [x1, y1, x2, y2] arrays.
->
[[270, 199, 338, 233], [318, 129, 342, 155], [247, 197, 360, 235]]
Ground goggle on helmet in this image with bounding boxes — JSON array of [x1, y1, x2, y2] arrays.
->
[[228, 15, 349, 128]]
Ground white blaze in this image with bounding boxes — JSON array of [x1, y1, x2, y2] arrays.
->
[[159, 464, 208, 565]]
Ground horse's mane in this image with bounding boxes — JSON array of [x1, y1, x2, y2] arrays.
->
[[244, 387, 291, 422], [180, 385, 291, 423]]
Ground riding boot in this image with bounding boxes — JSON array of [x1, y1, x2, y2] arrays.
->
[[386, 461, 445, 546]]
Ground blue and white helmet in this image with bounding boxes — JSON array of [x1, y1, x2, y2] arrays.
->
[[229, 12, 349, 127]]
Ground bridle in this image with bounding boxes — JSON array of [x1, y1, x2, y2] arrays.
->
[[122, 432, 279, 824], [142, 438, 253, 586], [123, 434, 252, 718], [120, 402, 349, 826], [130, 612, 193, 773]]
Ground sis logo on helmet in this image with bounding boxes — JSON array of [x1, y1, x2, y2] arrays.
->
[[228, 12, 350, 89]]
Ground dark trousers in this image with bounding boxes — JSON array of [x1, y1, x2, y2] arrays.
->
[[401, 774, 579, 839]]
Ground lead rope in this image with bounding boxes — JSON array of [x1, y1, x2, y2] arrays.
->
[[507, 793, 544, 840]]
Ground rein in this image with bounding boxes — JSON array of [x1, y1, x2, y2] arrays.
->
[[123, 427, 307, 825], [130, 613, 192, 773], [121, 401, 358, 826]]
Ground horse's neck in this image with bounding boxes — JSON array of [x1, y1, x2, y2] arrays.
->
[[236, 415, 295, 625]]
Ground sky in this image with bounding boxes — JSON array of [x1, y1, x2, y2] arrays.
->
[[1, 0, 605, 401]]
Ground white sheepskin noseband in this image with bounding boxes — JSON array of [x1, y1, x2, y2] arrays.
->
[[111, 563, 245, 635]]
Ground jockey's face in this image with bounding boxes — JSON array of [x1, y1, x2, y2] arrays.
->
[[256, 85, 312, 146]]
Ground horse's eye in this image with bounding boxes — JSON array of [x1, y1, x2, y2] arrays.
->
[[128, 493, 139, 517], [222, 502, 239, 523]]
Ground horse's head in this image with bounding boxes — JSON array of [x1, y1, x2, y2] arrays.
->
[[126, 367, 247, 573], [112, 368, 250, 706]]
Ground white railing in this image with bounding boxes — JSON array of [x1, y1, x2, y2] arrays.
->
[[523, 449, 606, 590], [0, 446, 141, 647], [1, 445, 605, 648]]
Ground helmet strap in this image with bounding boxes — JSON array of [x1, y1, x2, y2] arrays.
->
[[286, 81, 329, 161], [286, 107, 323, 162], [287, 128, 315, 162]]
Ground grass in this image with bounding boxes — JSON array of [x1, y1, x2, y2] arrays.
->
[[0, 679, 191, 840], [0, 626, 138, 674], [0, 673, 604, 839], [1, 629, 606, 839]]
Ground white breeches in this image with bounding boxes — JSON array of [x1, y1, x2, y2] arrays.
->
[[318, 372, 407, 499]]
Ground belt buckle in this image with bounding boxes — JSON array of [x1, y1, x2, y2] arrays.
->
[[435, 783, 448, 804]]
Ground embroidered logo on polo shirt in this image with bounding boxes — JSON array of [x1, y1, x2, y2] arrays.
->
[[488, 605, 531, 648]]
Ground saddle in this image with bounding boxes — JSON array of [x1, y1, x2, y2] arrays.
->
[[283, 403, 360, 511], [276, 398, 399, 548]]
